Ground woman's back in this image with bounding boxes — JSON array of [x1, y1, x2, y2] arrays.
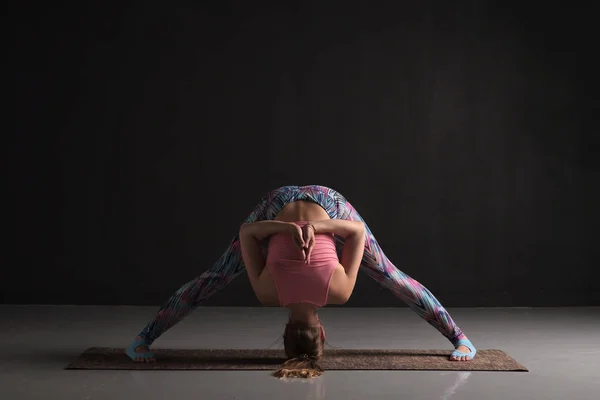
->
[[274, 200, 331, 222], [257, 200, 348, 306], [266, 221, 339, 306]]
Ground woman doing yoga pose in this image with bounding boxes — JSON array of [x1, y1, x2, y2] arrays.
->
[[125, 185, 476, 378]]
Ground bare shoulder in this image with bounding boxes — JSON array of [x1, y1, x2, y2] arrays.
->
[[254, 268, 280, 306], [326, 263, 353, 305]]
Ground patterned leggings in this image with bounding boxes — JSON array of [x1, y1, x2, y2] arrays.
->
[[139, 185, 466, 346]]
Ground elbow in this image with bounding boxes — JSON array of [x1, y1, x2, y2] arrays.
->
[[338, 290, 352, 305], [353, 221, 366, 238], [357, 221, 366, 234], [239, 223, 252, 237]]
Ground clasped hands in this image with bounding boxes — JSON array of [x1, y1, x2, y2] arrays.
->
[[288, 222, 316, 264]]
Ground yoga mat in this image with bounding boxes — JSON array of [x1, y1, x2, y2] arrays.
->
[[66, 347, 528, 372]]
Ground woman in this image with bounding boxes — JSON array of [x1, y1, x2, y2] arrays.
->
[[125, 185, 476, 378]]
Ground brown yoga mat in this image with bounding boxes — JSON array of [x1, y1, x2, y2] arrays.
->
[[66, 347, 528, 372]]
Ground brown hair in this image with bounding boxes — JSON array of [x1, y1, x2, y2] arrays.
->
[[272, 320, 325, 379]]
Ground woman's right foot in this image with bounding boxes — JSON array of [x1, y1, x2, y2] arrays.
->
[[125, 336, 156, 363], [449, 337, 476, 361]]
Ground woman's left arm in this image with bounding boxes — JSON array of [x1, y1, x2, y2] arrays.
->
[[240, 220, 295, 240], [239, 221, 302, 303]]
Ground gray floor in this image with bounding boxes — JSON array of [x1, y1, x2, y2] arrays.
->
[[0, 306, 598, 400]]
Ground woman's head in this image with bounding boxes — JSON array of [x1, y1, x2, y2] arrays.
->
[[272, 320, 325, 379]]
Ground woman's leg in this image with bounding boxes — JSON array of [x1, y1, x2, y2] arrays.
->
[[131, 186, 299, 351], [296, 186, 469, 349], [136, 241, 246, 346]]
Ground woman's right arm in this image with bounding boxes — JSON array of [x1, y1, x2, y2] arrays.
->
[[310, 219, 365, 302], [310, 219, 365, 238]]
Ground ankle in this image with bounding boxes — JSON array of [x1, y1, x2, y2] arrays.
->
[[134, 335, 152, 346], [451, 334, 467, 347]]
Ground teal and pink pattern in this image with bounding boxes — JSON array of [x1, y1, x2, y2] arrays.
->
[[139, 185, 465, 345]]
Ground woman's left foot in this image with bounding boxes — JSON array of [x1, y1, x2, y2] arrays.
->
[[450, 338, 476, 361]]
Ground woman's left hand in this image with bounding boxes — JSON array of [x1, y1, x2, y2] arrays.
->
[[302, 223, 316, 263], [287, 222, 306, 250]]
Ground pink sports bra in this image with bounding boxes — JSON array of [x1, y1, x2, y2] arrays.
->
[[266, 221, 339, 307]]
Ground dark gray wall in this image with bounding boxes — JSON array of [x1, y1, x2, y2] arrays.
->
[[11, 1, 599, 307]]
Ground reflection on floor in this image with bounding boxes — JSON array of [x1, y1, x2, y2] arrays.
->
[[0, 306, 598, 400]]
